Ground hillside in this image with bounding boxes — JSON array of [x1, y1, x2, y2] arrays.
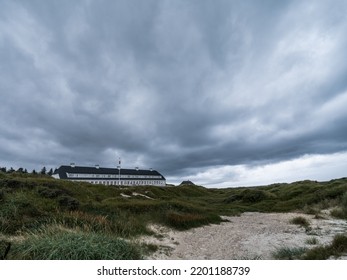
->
[[1, 171, 347, 259]]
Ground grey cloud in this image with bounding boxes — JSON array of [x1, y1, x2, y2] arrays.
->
[[1, 0, 347, 185]]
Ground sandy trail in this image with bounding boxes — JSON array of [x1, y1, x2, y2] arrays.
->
[[139, 212, 347, 259]]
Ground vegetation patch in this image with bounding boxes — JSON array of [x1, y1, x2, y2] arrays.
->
[[272, 247, 307, 260], [290, 216, 310, 228], [274, 234, 347, 260], [164, 210, 222, 230], [305, 237, 318, 245], [8, 228, 141, 260]]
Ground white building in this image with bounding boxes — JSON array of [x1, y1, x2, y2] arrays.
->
[[53, 164, 166, 186]]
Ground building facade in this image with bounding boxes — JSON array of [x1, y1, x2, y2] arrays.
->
[[53, 165, 166, 186]]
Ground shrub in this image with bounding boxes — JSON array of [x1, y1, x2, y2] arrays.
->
[[303, 234, 347, 260], [305, 237, 318, 245], [330, 234, 347, 254], [58, 196, 79, 211], [330, 208, 345, 219], [272, 247, 307, 260], [341, 192, 347, 215], [164, 211, 222, 230], [290, 216, 310, 228], [241, 189, 269, 203], [38, 187, 65, 198], [303, 246, 331, 260]]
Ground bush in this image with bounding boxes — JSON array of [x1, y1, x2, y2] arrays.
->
[[305, 237, 318, 245], [290, 216, 310, 228], [38, 187, 65, 198], [330, 208, 345, 219], [8, 229, 142, 260], [303, 234, 347, 260], [272, 247, 307, 260], [241, 189, 269, 203], [303, 246, 331, 260], [58, 196, 79, 211], [341, 192, 347, 214], [330, 234, 347, 254], [164, 211, 222, 230]]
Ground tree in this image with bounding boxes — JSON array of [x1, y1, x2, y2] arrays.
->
[[40, 166, 47, 175], [7, 167, 15, 173], [32, 169, 37, 174], [47, 168, 53, 176]]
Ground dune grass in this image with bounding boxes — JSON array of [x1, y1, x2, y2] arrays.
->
[[1, 171, 347, 259], [272, 234, 347, 260], [6, 227, 142, 260], [290, 216, 311, 229]]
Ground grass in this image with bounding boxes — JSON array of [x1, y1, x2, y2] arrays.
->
[[305, 237, 318, 245], [272, 247, 307, 260], [273, 234, 347, 260], [6, 227, 142, 260], [290, 216, 311, 228], [1, 171, 347, 259], [303, 234, 347, 260]]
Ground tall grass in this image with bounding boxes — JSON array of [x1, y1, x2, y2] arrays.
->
[[272, 247, 307, 260], [303, 234, 347, 260], [164, 210, 223, 230], [290, 216, 310, 229], [273, 234, 347, 260], [8, 227, 142, 260]]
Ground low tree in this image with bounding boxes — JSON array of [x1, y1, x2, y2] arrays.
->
[[7, 167, 15, 173], [40, 167, 47, 175]]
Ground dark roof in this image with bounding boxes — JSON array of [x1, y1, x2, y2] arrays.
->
[[179, 180, 196, 186], [54, 165, 165, 180]]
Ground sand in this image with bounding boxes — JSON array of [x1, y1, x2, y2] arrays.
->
[[138, 211, 347, 260]]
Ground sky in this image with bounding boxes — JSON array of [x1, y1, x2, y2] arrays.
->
[[1, 0, 347, 187]]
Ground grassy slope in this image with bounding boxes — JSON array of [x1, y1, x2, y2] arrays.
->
[[1, 171, 347, 259]]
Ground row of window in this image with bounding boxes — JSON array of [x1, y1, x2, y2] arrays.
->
[[86, 180, 166, 186], [66, 173, 162, 179]]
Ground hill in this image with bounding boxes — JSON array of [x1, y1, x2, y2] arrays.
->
[[1, 171, 347, 259]]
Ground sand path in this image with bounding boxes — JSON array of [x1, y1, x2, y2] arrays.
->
[[139, 212, 347, 259]]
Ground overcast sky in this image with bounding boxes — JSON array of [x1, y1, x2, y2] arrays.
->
[[1, 0, 347, 187]]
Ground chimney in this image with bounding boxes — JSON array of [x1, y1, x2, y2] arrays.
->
[[70, 163, 75, 168], [135, 167, 139, 171], [95, 164, 100, 169]]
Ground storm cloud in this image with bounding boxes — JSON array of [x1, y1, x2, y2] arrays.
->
[[1, 0, 347, 186]]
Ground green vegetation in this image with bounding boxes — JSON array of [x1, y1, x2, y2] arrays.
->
[[1, 170, 347, 259], [7, 228, 141, 260], [290, 216, 311, 229], [305, 237, 318, 245], [273, 234, 347, 260], [304, 234, 347, 260], [272, 247, 307, 260]]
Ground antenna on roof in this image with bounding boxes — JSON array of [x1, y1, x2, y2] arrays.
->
[[70, 163, 75, 168], [117, 156, 121, 186]]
